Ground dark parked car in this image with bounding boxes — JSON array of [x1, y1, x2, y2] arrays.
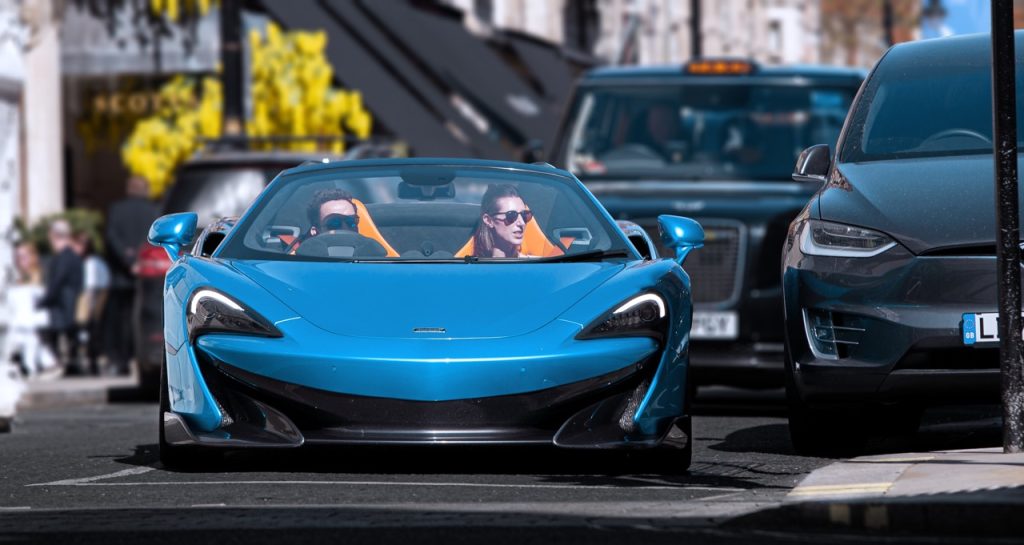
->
[[782, 33, 1015, 454], [548, 59, 864, 388]]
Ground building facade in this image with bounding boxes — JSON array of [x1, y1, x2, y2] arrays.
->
[[446, 0, 823, 65]]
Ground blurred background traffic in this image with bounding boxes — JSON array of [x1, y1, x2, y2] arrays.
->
[[0, 0, 1009, 412]]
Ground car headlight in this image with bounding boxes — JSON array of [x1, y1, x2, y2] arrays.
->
[[799, 219, 896, 258], [577, 293, 668, 341], [187, 289, 281, 341]]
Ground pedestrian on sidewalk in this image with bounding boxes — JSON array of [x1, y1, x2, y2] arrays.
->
[[38, 219, 84, 374], [1, 242, 58, 378], [73, 231, 110, 376], [103, 176, 159, 376]]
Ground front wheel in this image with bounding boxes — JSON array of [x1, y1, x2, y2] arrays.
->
[[785, 356, 867, 456], [158, 359, 219, 469]]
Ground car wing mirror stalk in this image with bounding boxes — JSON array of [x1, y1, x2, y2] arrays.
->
[[657, 215, 704, 266], [149, 212, 198, 261], [792, 144, 831, 184]]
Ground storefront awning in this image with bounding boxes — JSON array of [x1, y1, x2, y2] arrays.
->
[[357, 0, 553, 146], [262, 0, 496, 158]]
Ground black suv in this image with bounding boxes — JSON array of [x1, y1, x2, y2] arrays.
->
[[548, 60, 864, 388]]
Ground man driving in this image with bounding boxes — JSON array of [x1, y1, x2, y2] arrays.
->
[[307, 188, 360, 236]]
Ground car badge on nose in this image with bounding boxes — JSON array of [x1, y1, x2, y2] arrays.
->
[[413, 327, 446, 334]]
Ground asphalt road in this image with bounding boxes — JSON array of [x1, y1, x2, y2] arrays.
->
[[0, 388, 1004, 544]]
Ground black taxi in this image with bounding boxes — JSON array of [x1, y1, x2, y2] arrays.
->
[[548, 59, 864, 388]]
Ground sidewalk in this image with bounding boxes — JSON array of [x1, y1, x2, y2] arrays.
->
[[733, 448, 1024, 537], [16, 375, 140, 410]]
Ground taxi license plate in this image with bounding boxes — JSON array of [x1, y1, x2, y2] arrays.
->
[[692, 311, 739, 340], [962, 312, 1020, 345]]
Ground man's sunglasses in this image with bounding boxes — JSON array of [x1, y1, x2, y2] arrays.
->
[[321, 213, 360, 231], [489, 209, 533, 226]]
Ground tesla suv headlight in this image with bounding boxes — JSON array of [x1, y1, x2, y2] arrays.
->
[[187, 289, 282, 341], [577, 293, 668, 341], [799, 219, 897, 257]]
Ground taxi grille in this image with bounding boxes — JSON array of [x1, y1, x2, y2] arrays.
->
[[644, 221, 743, 304]]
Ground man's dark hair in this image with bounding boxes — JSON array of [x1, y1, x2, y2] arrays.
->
[[307, 188, 356, 227]]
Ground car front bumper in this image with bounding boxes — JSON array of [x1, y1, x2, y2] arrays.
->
[[164, 319, 691, 450], [784, 249, 1001, 408]]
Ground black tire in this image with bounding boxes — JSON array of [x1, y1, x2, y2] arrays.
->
[[139, 365, 160, 400], [158, 360, 219, 470], [785, 356, 867, 457]]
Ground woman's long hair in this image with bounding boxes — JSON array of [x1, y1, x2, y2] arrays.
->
[[472, 184, 521, 257]]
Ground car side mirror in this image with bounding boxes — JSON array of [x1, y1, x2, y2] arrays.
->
[[657, 215, 704, 266], [148, 212, 198, 260], [616, 220, 657, 260], [792, 144, 831, 184], [520, 139, 545, 163]]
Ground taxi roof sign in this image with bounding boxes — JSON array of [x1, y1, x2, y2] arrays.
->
[[685, 59, 758, 75]]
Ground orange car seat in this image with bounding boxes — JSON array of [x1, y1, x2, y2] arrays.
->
[[279, 198, 399, 257], [454, 218, 567, 258]]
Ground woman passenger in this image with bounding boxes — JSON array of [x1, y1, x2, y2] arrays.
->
[[472, 184, 535, 258]]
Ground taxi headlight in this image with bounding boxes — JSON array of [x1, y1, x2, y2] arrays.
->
[[799, 219, 896, 258], [187, 289, 281, 341], [577, 293, 668, 341]]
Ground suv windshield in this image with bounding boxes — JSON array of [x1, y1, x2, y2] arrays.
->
[[563, 83, 855, 180], [218, 165, 631, 262], [842, 47, 1024, 162]]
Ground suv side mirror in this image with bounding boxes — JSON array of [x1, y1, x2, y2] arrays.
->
[[792, 144, 831, 184], [149, 212, 198, 260], [657, 215, 704, 266], [520, 139, 545, 163]]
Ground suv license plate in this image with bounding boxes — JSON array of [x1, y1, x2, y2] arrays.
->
[[692, 311, 739, 340], [962, 312, 1021, 345]]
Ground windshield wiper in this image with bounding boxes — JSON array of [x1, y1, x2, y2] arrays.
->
[[540, 249, 633, 263]]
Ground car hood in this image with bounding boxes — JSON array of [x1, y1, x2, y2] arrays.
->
[[825, 157, 1023, 254], [230, 261, 624, 339]]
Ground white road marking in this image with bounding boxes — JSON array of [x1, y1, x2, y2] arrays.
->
[[787, 482, 892, 497], [28, 467, 155, 487], [0, 507, 31, 511], [30, 478, 742, 493]]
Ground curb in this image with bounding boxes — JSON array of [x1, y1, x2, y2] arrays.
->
[[16, 377, 141, 410], [729, 495, 1024, 538]]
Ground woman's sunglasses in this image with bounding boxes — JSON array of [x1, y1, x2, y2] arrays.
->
[[489, 209, 533, 226], [321, 213, 360, 231]]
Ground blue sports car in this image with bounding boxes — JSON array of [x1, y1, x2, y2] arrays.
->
[[151, 158, 704, 470]]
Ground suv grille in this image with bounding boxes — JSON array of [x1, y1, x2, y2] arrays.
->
[[644, 221, 743, 304]]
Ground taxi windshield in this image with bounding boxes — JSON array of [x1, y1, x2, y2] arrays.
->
[[218, 165, 631, 262], [563, 83, 855, 180]]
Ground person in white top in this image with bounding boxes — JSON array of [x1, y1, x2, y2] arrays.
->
[[1, 242, 57, 378]]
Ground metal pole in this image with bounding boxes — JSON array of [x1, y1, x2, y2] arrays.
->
[[991, 0, 1024, 452], [883, 0, 895, 47], [690, 0, 701, 58], [220, 0, 245, 146]]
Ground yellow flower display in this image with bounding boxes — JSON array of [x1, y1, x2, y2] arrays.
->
[[149, 0, 216, 22], [122, 22, 373, 198]]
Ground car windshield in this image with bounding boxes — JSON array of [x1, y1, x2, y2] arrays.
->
[[562, 82, 856, 180], [842, 41, 1024, 162], [217, 165, 632, 262]]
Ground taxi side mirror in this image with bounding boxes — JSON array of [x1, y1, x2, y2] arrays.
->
[[793, 144, 831, 184], [149, 212, 198, 260], [657, 215, 704, 266]]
